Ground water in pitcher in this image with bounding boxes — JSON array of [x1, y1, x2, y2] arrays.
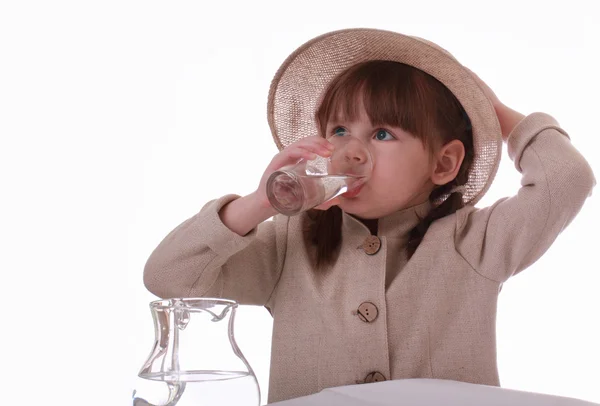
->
[[132, 370, 259, 406], [133, 298, 260, 406]]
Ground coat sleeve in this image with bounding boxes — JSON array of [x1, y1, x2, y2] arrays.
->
[[143, 194, 290, 306], [454, 112, 596, 283]]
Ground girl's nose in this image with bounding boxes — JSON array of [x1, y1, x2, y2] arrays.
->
[[345, 145, 369, 164], [327, 136, 373, 177]]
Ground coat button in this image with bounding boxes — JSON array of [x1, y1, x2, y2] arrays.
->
[[364, 371, 386, 383], [357, 302, 378, 323], [362, 235, 381, 255]]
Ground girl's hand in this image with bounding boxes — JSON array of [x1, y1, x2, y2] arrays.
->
[[254, 136, 335, 209], [465, 67, 526, 141]]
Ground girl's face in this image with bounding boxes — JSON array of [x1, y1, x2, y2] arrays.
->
[[325, 101, 436, 219]]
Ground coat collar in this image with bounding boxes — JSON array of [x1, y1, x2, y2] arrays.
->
[[342, 200, 432, 239]]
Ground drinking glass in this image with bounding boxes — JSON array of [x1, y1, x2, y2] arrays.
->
[[266, 136, 372, 216]]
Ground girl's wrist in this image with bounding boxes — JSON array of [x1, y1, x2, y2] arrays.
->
[[248, 190, 278, 218], [218, 192, 277, 236], [495, 103, 526, 142]]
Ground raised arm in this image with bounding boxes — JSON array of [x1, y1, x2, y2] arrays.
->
[[455, 111, 595, 282], [144, 135, 336, 304]]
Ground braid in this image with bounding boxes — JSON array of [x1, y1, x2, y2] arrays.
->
[[303, 206, 343, 269], [407, 185, 465, 259], [406, 99, 473, 259]]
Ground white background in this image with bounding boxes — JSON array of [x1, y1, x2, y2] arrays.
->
[[1, 1, 599, 405]]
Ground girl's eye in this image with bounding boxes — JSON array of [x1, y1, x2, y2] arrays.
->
[[332, 127, 348, 136], [375, 129, 394, 141]]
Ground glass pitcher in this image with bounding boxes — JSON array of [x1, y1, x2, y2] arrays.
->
[[132, 298, 260, 406]]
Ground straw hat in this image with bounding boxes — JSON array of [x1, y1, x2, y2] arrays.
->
[[267, 28, 502, 206]]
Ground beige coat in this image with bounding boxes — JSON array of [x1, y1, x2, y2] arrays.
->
[[144, 112, 595, 403]]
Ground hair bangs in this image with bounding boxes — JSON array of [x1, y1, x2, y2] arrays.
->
[[316, 60, 435, 144]]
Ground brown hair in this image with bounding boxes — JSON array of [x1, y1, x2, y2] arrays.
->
[[303, 60, 474, 268]]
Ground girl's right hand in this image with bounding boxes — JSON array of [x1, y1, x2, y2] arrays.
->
[[254, 136, 336, 210]]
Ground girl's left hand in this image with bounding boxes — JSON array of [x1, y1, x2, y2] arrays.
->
[[465, 67, 526, 141]]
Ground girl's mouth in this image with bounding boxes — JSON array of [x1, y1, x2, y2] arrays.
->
[[342, 183, 364, 199]]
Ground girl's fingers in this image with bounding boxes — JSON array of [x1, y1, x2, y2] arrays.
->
[[265, 138, 335, 179], [293, 144, 333, 158], [280, 143, 330, 163], [259, 138, 340, 207], [294, 136, 335, 154], [286, 148, 317, 161], [268, 146, 317, 171]]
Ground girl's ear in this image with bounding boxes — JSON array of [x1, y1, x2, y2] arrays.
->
[[431, 139, 465, 186]]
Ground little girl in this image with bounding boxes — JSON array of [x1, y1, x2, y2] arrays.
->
[[143, 29, 595, 403]]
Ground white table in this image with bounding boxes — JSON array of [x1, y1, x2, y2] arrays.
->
[[269, 379, 599, 406]]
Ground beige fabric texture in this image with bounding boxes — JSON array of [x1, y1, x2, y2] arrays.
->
[[144, 113, 595, 403]]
